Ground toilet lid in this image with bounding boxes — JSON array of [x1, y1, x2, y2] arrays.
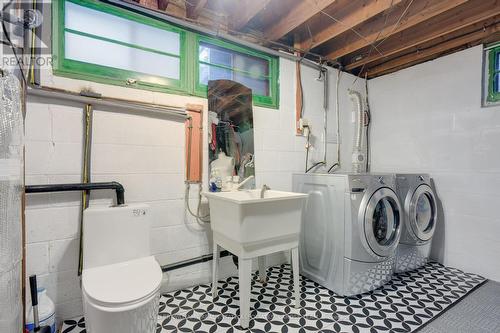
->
[[82, 256, 162, 306]]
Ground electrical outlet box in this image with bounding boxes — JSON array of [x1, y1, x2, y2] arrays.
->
[[299, 118, 311, 136]]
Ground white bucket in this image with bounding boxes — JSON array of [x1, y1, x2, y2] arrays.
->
[[25, 288, 56, 333]]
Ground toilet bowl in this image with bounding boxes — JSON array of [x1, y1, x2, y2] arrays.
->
[[82, 256, 162, 333], [82, 204, 162, 333]]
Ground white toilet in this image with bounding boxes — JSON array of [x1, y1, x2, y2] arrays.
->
[[82, 204, 162, 333]]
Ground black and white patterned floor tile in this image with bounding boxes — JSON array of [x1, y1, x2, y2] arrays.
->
[[61, 262, 486, 333]]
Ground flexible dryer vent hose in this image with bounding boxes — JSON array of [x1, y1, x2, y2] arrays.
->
[[348, 89, 365, 173]]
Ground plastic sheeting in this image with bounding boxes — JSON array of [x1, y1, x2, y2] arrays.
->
[[0, 71, 23, 333]]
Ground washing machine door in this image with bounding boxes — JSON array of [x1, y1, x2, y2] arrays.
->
[[407, 184, 437, 241], [363, 187, 402, 257]]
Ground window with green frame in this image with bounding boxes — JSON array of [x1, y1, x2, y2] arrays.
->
[[52, 0, 280, 108], [194, 36, 279, 108], [487, 45, 500, 103]]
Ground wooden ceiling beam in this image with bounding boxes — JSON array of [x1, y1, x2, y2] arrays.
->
[[157, 0, 169, 11], [186, 0, 208, 19], [264, 0, 338, 41], [229, 0, 272, 30], [298, 0, 404, 50], [365, 22, 500, 77], [345, 0, 500, 70], [324, 0, 469, 60]]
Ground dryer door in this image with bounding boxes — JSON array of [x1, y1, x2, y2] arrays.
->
[[363, 187, 402, 257], [408, 184, 437, 241]]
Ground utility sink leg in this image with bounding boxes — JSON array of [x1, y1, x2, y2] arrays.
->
[[238, 257, 252, 328], [258, 256, 267, 283], [291, 247, 300, 308], [212, 243, 219, 298]]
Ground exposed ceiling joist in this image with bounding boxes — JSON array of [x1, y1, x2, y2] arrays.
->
[[157, 0, 169, 11], [265, 0, 338, 41], [345, 0, 500, 70], [186, 0, 208, 19], [229, 0, 272, 30], [128, 0, 500, 77], [297, 0, 403, 50], [366, 22, 500, 77], [324, 0, 469, 60]]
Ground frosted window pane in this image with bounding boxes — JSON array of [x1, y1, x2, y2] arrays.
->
[[199, 42, 268, 77], [234, 74, 269, 96], [65, 1, 180, 55], [65, 32, 180, 80], [233, 53, 268, 77], [199, 63, 232, 85]]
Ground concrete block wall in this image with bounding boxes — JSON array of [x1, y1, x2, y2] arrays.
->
[[368, 46, 500, 281], [25, 56, 363, 323]]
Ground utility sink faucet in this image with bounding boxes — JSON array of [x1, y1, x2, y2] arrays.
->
[[236, 175, 254, 190], [260, 184, 271, 198]]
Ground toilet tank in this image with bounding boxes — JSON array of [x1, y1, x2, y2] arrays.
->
[[83, 204, 151, 270]]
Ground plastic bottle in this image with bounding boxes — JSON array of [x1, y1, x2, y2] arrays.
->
[[25, 288, 56, 333]]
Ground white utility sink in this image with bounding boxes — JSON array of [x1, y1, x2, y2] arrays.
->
[[205, 189, 308, 328], [204, 189, 308, 245]]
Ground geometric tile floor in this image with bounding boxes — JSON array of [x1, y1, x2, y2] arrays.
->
[[62, 262, 486, 333]]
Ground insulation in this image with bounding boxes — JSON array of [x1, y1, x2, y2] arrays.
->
[[0, 71, 23, 333]]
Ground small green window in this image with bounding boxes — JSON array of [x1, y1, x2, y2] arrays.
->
[[53, 0, 280, 108], [194, 36, 279, 108], [487, 45, 500, 103], [53, 0, 187, 94]]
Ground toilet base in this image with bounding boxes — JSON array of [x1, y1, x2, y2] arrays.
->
[[83, 290, 160, 333]]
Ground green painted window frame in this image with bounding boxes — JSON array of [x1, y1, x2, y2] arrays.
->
[[193, 35, 280, 109], [487, 45, 500, 103], [53, 0, 189, 95], [52, 0, 280, 108]]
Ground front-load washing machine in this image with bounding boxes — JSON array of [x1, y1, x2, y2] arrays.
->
[[394, 174, 437, 273], [292, 173, 402, 296]]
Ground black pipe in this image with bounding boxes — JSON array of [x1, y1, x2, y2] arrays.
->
[[25, 182, 125, 205], [162, 250, 231, 272]]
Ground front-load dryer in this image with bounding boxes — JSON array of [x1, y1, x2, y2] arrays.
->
[[394, 174, 437, 273], [292, 173, 402, 296]]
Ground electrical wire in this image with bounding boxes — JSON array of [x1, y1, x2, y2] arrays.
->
[[306, 161, 325, 173], [327, 162, 339, 173], [118, 0, 341, 68], [316, 8, 385, 57], [1, 19, 27, 86], [2, 0, 14, 11], [373, 0, 415, 49], [353, 0, 415, 82], [304, 128, 326, 173]]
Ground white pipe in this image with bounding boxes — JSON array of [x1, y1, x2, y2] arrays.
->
[[322, 68, 328, 165], [27, 87, 188, 120], [335, 70, 341, 168], [349, 89, 366, 173]]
